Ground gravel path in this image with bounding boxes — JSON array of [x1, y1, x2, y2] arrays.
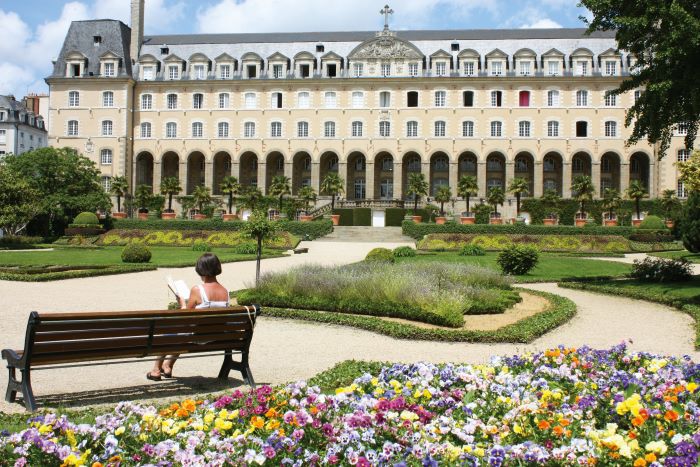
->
[[0, 243, 697, 413]]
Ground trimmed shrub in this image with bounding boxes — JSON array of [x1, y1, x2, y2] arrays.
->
[[99, 229, 295, 249], [460, 244, 486, 256], [191, 239, 211, 252], [629, 232, 675, 243], [365, 248, 395, 263], [497, 245, 539, 275], [0, 236, 43, 247], [73, 212, 100, 225], [332, 209, 354, 226], [385, 208, 407, 227], [681, 193, 700, 253], [639, 215, 666, 230], [353, 208, 372, 227], [630, 257, 693, 282], [232, 242, 257, 255], [474, 204, 492, 225], [121, 243, 152, 263], [417, 233, 633, 253], [393, 246, 416, 257], [521, 197, 669, 225]]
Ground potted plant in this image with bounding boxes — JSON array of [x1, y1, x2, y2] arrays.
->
[[406, 173, 429, 223], [434, 185, 452, 224], [457, 175, 478, 224], [626, 180, 647, 227], [159, 177, 181, 219], [191, 185, 212, 220], [220, 176, 241, 221], [572, 175, 595, 227], [508, 177, 530, 224], [268, 175, 291, 221], [601, 188, 621, 226], [320, 173, 345, 226], [298, 186, 316, 222], [660, 189, 680, 228], [487, 186, 505, 224], [541, 190, 560, 225], [110, 176, 128, 219], [134, 184, 152, 220]]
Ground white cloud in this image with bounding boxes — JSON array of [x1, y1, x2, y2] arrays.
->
[[521, 18, 563, 29], [93, 0, 186, 34]]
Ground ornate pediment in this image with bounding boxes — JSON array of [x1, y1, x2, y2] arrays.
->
[[349, 31, 423, 60]]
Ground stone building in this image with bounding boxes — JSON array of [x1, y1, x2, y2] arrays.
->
[[0, 95, 48, 158], [46, 0, 696, 215]]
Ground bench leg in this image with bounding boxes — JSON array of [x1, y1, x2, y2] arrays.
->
[[5, 366, 36, 411], [217, 352, 233, 380], [218, 352, 255, 388], [5, 366, 19, 404]]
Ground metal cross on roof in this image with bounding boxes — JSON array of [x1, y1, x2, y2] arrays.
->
[[380, 5, 394, 31]]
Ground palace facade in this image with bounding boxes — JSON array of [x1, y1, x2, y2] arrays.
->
[[46, 0, 696, 216]]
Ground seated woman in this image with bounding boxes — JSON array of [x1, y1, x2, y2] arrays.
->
[[147, 253, 229, 381]]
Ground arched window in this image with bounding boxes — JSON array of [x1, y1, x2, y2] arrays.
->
[[407, 156, 421, 171], [572, 157, 584, 172], [487, 157, 503, 171], [244, 122, 256, 138], [219, 93, 230, 109], [297, 91, 310, 108], [515, 157, 529, 172], [381, 157, 393, 171], [434, 120, 446, 137], [462, 121, 474, 137], [297, 121, 309, 137], [352, 91, 364, 108], [460, 157, 476, 172], [324, 92, 337, 108], [379, 121, 391, 137], [244, 92, 257, 109], [218, 122, 229, 138], [433, 156, 449, 171], [68, 91, 79, 107], [102, 91, 114, 107], [141, 94, 152, 110], [192, 122, 203, 138], [324, 121, 336, 138], [576, 90, 588, 107], [351, 121, 363, 137], [490, 121, 502, 137], [140, 122, 151, 138], [519, 90, 530, 107], [102, 120, 113, 136], [518, 121, 531, 137], [302, 156, 312, 171], [547, 121, 559, 137], [354, 158, 366, 171], [327, 156, 339, 171], [434, 90, 446, 107], [270, 121, 282, 137], [167, 93, 178, 109], [166, 122, 177, 138], [100, 149, 112, 165], [67, 120, 79, 136], [406, 121, 418, 137]]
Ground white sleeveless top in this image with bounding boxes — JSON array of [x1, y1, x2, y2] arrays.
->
[[195, 284, 229, 309]]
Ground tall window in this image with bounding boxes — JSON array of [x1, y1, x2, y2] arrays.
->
[[463, 61, 475, 76], [434, 90, 446, 107], [142, 66, 154, 80], [218, 122, 229, 138], [352, 91, 364, 108], [677, 122, 689, 136], [576, 60, 588, 76], [219, 93, 230, 109], [547, 90, 559, 107], [678, 180, 688, 198], [192, 93, 203, 109], [518, 121, 531, 138], [547, 121, 559, 137], [140, 122, 151, 138], [101, 176, 112, 192], [407, 91, 419, 108], [244, 93, 257, 109], [406, 121, 418, 137], [167, 93, 178, 109], [168, 66, 179, 80], [351, 121, 363, 137], [324, 121, 336, 138], [244, 122, 256, 138], [490, 121, 502, 137], [100, 149, 112, 165], [435, 62, 446, 76], [104, 63, 115, 77], [220, 64, 231, 79], [381, 63, 391, 77], [519, 90, 530, 107], [379, 121, 391, 137], [519, 61, 531, 76], [463, 91, 474, 107], [605, 61, 617, 76], [604, 91, 617, 107], [166, 122, 177, 138], [678, 149, 691, 162], [490, 61, 503, 76], [101, 120, 113, 136], [604, 121, 617, 137], [353, 63, 364, 77], [272, 64, 283, 79], [270, 121, 282, 137], [297, 91, 310, 108], [102, 91, 114, 107], [576, 90, 588, 107], [68, 91, 79, 107], [192, 64, 205, 79], [297, 121, 309, 137], [67, 120, 79, 136], [547, 61, 559, 76], [576, 121, 588, 137], [491, 90, 502, 107], [634, 90, 642, 104], [192, 122, 203, 138], [141, 94, 152, 110], [462, 121, 474, 137], [379, 91, 391, 108], [408, 63, 419, 77], [324, 92, 337, 108], [434, 121, 446, 137]]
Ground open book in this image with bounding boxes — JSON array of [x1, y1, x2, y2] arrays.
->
[[167, 276, 190, 300]]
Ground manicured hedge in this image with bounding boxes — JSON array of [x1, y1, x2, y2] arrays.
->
[[99, 229, 296, 249], [385, 208, 407, 227], [64, 227, 105, 237], [521, 198, 672, 226], [0, 264, 156, 282], [402, 220, 668, 240], [332, 209, 354, 226], [353, 208, 372, 227]]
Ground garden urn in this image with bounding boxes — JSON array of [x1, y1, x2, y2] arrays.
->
[[435, 216, 447, 225], [222, 213, 238, 221], [460, 216, 475, 225], [330, 214, 340, 226], [193, 213, 207, 220], [632, 218, 643, 227], [161, 212, 176, 220], [575, 218, 587, 227], [603, 218, 618, 227], [137, 212, 149, 220], [411, 215, 422, 223], [665, 219, 674, 229], [489, 217, 503, 225], [300, 215, 314, 222], [112, 212, 127, 219], [543, 217, 557, 226]]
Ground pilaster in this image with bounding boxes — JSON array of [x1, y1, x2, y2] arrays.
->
[[562, 162, 572, 198], [591, 162, 601, 198], [533, 161, 543, 198], [393, 162, 403, 200]]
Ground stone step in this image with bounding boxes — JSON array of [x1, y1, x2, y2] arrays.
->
[[317, 226, 415, 243]]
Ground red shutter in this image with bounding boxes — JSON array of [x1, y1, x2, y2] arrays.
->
[[519, 91, 530, 107]]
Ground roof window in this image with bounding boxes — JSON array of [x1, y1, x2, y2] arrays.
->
[[316, 44, 325, 53], [93, 35, 102, 46], [160, 46, 169, 55], [451, 42, 459, 52]]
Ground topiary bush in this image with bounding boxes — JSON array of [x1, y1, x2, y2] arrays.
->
[[639, 215, 666, 230], [459, 244, 486, 256], [497, 245, 539, 275], [365, 247, 395, 263], [630, 257, 693, 282], [681, 192, 700, 253], [393, 246, 416, 257], [232, 242, 257, 255], [73, 212, 99, 225], [192, 239, 211, 252], [121, 243, 152, 263]]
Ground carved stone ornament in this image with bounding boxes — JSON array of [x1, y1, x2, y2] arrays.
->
[[350, 31, 423, 60]]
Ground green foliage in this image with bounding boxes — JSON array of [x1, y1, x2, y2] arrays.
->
[[457, 175, 479, 214], [460, 244, 486, 256], [219, 176, 240, 214], [487, 187, 505, 215], [0, 236, 43, 248], [626, 180, 648, 220], [474, 204, 492, 224], [630, 257, 693, 282], [580, 1, 700, 156], [134, 184, 153, 212], [601, 188, 622, 219], [297, 186, 317, 213], [639, 215, 665, 230], [434, 185, 452, 217], [332, 208, 354, 226], [540, 190, 561, 218], [159, 177, 182, 212], [365, 248, 395, 263], [232, 242, 258, 255], [0, 166, 41, 235], [508, 177, 530, 215], [320, 173, 344, 210], [385, 208, 407, 227], [406, 173, 429, 212], [120, 243, 152, 263], [191, 239, 211, 252], [681, 192, 700, 253], [678, 150, 700, 192], [110, 176, 129, 213], [0, 264, 155, 282], [571, 175, 595, 217], [521, 197, 671, 226], [73, 212, 99, 226], [307, 361, 389, 394], [191, 185, 213, 214], [269, 175, 291, 210], [392, 246, 416, 258], [660, 189, 682, 220], [497, 245, 540, 275], [353, 208, 372, 226]]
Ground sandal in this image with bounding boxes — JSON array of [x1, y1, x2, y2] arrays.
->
[[146, 372, 162, 381], [162, 372, 173, 379]]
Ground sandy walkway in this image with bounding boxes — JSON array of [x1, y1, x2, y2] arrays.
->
[[0, 243, 697, 413]]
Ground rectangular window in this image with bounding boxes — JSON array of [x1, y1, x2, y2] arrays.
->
[[102, 120, 113, 136], [299, 64, 310, 78], [100, 149, 112, 165], [192, 94, 202, 109], [605, 61, 617, 76], [406, 121, 418, 137], [166, 122, 177, 138], [434, 121, 446, 137], [576, 121, 588, 137], [491, 91, 502, 107], [576, 60, 588, 76], [677, 123, 689, 136], [352, 92, 364, 108], [192, 122, 203, 138], [519, 91, 530, 107], [547, 61, 559, 76], [324, 92, 337, 108], [547, 90, 559, 107], [435, 62, 446, 76], [379, 92, 391, 108], [519, 61, 531, 76], [381, 63, 391, 77], [140, 123, 151, 138], [193, 65, 205, 79], [218, 122, 229, 138], [604, 91, 617, 107], [518, 121, 531, 137], [324, 121, 336, 138], [379, 121, 391, 137], [69, 91, 79, 107], [220, 64, 231, 79], [462, 121, 474, 137], [0, 130, 6, 144], [634, 90, 642, 104], [491, 61, 503, 76], [434, 91, 446, 107], [408, 63, 419, 77], [167, 94, 178, 109], [463, 91, 474, 107], [104, 62, 115, 77], [678, 149, 690, 162], [576, 90, 588, 107], [143, 66, 154, 80], [298, 92, 310, 108], [219, 93, 229, 109], [463, 62, 474, 76], [353, 63, 364, 77], [327, 63, 337, 78], [297, 121, 309, 137], [678, 180, 688, 198], [245, 93, 256, 109], [67, 121, 79, 136], [271, 92, 283, 109], [103, 92, 113, 107], [605, 121, 617, 137], [351, 121, 363, 137], [271, 122, 282, 137], [273, 64, 283, 78], [547, 121, 559, 137], [490, 121, 502, 137], [247, 65, 257, 78], [168, 66, 179, 80], [244, 122, 255, 138]]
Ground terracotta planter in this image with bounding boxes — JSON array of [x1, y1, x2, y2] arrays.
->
[[603, 219, 618, 227], [222, 213, 239, 221], [112, 212, 127, 219], [575, 218, 587, 227], [460, 216, 475, 225], [300, 215, 314, 222], [543, 218, 557, 226], [137, 212, 149, 220], [411, 215, 422, 223], [632, 218, 643, 227], [665, 220, 674, 229], [435, 216, 447, 225], [193, 214, 207, 220], [161, 212, 176, 220], [330, 214, 340, 226], [489, 217, 503, 225]]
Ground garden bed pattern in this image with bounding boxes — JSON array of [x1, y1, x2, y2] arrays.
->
[[98, 229, 297, 250]]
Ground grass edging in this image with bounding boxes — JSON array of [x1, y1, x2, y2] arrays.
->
[[254, 288, 576, 343], [558, 281, 700, 349]]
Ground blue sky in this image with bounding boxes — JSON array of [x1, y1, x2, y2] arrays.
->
[[0, 0, 591, 97]]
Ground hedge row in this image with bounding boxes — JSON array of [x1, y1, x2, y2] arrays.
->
[[252, 289, 576, 343], [332, 209, 354, 226], [521, 198, 676, 226], [353, 208, 372, 227], [0, 265, 156, 282], [401, 220, 669, 240], [99, 229, 296, 249]]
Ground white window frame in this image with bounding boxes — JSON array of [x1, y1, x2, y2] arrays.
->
[[408, 63, 419, 77], [604, 91, 617, 107], [490, 121, 502, 137], [100, 149, 112, 165], [324, 91, 337, 108], [103, 62, 115, 77], [351, 91, 364, 108], [168, 65, 180, 80], [379, 91, 391, 108], [102, 91, 114, 107], [434, 90, 446, 107], [218, 122, 229, 138], [101, 120, 113, 136], [192, 64, 206, 80], [297, 91, 310, 109], [434, 120, 446, 137], [604, 120, 617, 137], [68, 91, 80, 107], [353, 63, 364, 78], [140, 122, 152, 138], [244, 121, 256, 138], [490, 61, 503, 76], [270, 121, 282, 138], [141, 94, 152, 110], [324, 121, 336, 138], [297, 121, 309, 138], [379, 121, 391, 137], [463, 61, 475, 76], [192, 121, 204, 138], [166, 122, 177, 138], [605, 60, 617, 76], [351, 121, 363, 138], [576, 90, 589, 107], [67, 120, 79, 136], [167, 93, 178, 110], [462, 120, 474, 137], [518, 121, 531, 138], [547, 120, 559, 137], [244, 92, 257, 109], [435, 62, 447, 76], [406, 121, 418, 137], [547, 90, 559, 107], [220, 64, 231, 79]]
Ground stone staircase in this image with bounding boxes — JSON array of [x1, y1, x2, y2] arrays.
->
[[316, 226, 415, 243]]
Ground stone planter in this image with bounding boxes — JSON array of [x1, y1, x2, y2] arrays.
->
[[161, 212, 176, 220], [411, 215, 422, 223], [222, 213, 239, 221], [112, 212, 127, 219], [193, 214, 207, 220], [543, 218, 557, 226], [435, 217, 447, 225], [575, 219, 587, 227], [460, 216, 475, 225], [137, 212, 149, 220], [632, 218, 643, 227], [300, 215, 314, 222], [665, 220, 675, 229], [489, 217, 503, 225], [330, 214, 340, 226], [603, 219, 618, 227]]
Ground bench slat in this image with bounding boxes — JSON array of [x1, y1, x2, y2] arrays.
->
[[36, 307, 254, 320], [34, 327, 151, 342]]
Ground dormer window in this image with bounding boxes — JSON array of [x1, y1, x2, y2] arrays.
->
[[576, 60, 588, 76], [316, 44, 325, 53], [93, 36, 102, 46], [491, 61, 503, 76], [381, 63, 391, 77], [463, 61, 475, 76], [142, 66, 154, 80], [168, 65, 179, 80], [408, 63, 419, 77], [605, 60, 617, 76], [519, 61, 531, 76], [160, 47, 169, 55], [273, 64, 283, 78], [435, 62, 447, 77], [353, 63, 364, 77], [220, 64, 231, 79], [103, 62, 115, 77], [192, 64, 205, 79], [451, 43, 459, 52], [547, 61, 559, 76]]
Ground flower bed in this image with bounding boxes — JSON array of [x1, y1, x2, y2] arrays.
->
[[98, 229, 296, 250], [3, 344, 699, 466]]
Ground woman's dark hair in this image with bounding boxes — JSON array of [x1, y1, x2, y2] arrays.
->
[[195, 253, 222, 277]]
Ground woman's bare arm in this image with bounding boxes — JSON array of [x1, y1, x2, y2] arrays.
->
[[181, 286, 201, 309]]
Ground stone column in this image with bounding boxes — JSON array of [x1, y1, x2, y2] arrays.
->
[[284, 161, 293, 180], [449, 162, 459, 197], [393, 161, 403, 200], [620, 162, 630, 195], [591, 162, 601, 198], [562, 162, 572, 198], [339, 161, 349, 201], [421, 161, 431, 197], [179, 160, 188, 194], [232, 161, 240, 182], [365, 162, 375, 199], [311, 161, 320, 195], [204, 160, 213, 191], [533, 161, 543, 198], [153, 160, 162, 195], [648, 163, 655, 197], [505, 161, 515, 187], [257, 163, 267, 194], [477, 161, 487, 198]]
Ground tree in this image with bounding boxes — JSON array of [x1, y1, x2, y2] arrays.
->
[[571, 175, 595, 218], [320, 173, 344, 210], [678, 150, 700, 193], [434, 185, 452, 217], [406, 173, 429, 213], [191, 185, 213, 214], [298, 186, 317, 214], [219, 176, 240, 215], [580, 0, 700, 157], [243, 210, 278, 286], [487, 187, 506, 216], [660, 189, 681, 220], [1, 147, 111, 235], [134, 185, 153, 213], [159, 177, 181, 213], [269, 175, 291, 211], [110, 176, 129, 213], [0, 167, 40, 235], [626, 180, 647, 220], [508, 177, 530, 216], [457, 175, 478, 214], [681, 193, 700, 253], [239, 186, 265, 213], [541, 189, 561, 219], [602, 188, 622, 220]]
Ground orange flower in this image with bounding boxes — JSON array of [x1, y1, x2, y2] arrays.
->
[[631, 416, 645, 427], [639, 408, 650, 420], [182, 399, 196, 412], [250, 416, 264, 429], [310, 406, 319, 415], [633, 459, 647, 467], [664, 410, 679, 422], [645, 453, 657, 463], [175, 408, 189, 418], [537, 420, 551, 430], [553, 425, 565, 437], [559, 418, 570, 427], [629, 431, 638, 439], [92, 463, 104, 467], [265, 408, 278, 418]]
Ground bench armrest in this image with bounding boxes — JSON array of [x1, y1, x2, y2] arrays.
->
[[2, 349, 23, 366]]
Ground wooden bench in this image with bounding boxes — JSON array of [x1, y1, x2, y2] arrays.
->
[[2, 305, 260, 411], [293, 247, 309, 254]]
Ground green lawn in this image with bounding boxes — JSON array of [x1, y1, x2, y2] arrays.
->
[[397, 252, 631, 282], [0, 246, 280, 268], [650, 250, 700, 263]]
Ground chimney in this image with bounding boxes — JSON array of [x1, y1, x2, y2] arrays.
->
[[130, 0, 145, 64]]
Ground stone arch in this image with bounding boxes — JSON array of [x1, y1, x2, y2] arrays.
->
[[486, 151, 506, 191], [212, 151, 232, 195], [430, 151, 450, 196], [630, 151, 651, 190], [514, 151, 535, 197], [542, 151, 563, 196], [600, 151, 621, 196], [374, 151, 394, 199], [319, 151, 339, 189], [402, 151, 422, 201], [161, 151, 179, 183], [135, 152, 154, 189], [265, 151, 286, 194], [346, 151, 366, 200], [239, 151, 259, 189], [186, 151, 205, 195], [292, 151, 312, 195]]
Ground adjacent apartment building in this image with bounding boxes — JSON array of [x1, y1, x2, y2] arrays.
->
[[0, 95, 48, 158], [45, 0, 697, 214]]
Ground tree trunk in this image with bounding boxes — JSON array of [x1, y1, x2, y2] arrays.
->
[[466, 196, 470, 213], [414, 194, 418, 213], [117, 196, 121, 213], [168, 194, 173, 212], [581, 200, 585, 217], [331, 194, 335, 210], [516, 194, 521, 216], [636, 198, 641, 220], [228, 194, 233, 214], [279, 195, 283, 211], [440, 201, 445, 217], [255, 235, 263, 286], [494, 204, 498, 216]]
